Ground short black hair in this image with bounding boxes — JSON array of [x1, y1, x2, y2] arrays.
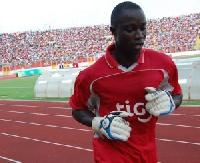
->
[[111, 1, 142, 27]]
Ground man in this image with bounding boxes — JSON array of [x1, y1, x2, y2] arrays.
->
[[69, 1, 182, 163]]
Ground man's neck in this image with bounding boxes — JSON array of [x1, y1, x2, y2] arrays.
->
[[112, 51, 140, 68]]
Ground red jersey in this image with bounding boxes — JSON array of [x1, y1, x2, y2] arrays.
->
[[69, 44, 182, 163]]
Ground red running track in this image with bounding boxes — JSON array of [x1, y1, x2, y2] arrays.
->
[[0, 100, 199, 163]]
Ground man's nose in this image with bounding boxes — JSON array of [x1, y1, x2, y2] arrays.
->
[[135, 29, 144, 38]]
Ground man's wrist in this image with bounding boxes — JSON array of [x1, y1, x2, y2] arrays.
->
[[92, 117, 102, 132]]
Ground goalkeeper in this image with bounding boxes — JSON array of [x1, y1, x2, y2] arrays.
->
[[69, 1, 182, 163]]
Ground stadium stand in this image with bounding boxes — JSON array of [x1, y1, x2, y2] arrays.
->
[[0, 13, 200, 71]]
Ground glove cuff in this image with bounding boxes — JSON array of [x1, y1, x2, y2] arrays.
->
[[92, 117, 102, 133], [165, 91, 176, 110]]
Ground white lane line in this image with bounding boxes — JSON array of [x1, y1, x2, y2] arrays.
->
[[0, 87, 31, 89], [12, 105, 38, 108], [2, 109, 199, 118], [9, 105, 31, 107], [1, 104, 199, 116], [171, 113, 200, 117], [7, 111, 25, 114], [0, 110, 72, 118], [0, 132, 93, 152], [31, 113, 50, 116], [0, 118, 91, 132], [1, 118, 198, 132], [156, 138, 200, 146], [2, 104, 71, 110], [157, 123, 200, 129], [49, 107, 71, 110], [54, 115, 72, 117], [0, 156, 21, 163]]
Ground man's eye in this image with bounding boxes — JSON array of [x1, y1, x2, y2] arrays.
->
[[126, 29, 133, 33], [141, 27, 146, 31]]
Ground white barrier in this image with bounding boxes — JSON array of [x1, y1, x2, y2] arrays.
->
[[34, 68, 85, 98], [34, 61, 200, 100], [176, 59, 200, 100], [168, 50, 200, 57]]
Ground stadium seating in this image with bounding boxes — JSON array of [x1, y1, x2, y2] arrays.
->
[[0, 13, 199, 70]]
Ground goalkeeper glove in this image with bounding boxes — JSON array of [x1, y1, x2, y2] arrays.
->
[[145, 87, 175, 116], [92, 111, 132, 141]]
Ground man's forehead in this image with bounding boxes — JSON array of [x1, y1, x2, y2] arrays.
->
[[117, 9, 146, 24], [119, 8, 145, 19]]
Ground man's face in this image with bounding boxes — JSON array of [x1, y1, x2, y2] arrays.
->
[[112, 9, 146, 55]]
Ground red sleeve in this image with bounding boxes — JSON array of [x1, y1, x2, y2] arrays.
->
[[69, 71, 91, 110]]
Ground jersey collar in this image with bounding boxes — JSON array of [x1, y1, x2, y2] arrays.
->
[[105, 43, 145, 68]]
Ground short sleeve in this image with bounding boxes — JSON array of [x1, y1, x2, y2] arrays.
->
[[69, 71, 91, 110]]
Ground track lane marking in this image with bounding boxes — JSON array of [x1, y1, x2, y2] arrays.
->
[[157, 122, 200, 129], [156, 138, 200, 146], [0, 156, 21, 163], [1, 105, 200, 117], [11, 105, 38, 108], [9, 105, 71, 110], [0, 118, 92, 132], [0, 118, 199, 131], [1, 131, 199, 151], [171, 113, 200, 117], [0, 132, 93, 152], [0, 87, 31, 88], [1, 104, 200, 116], [1, 109, 200, 119], [0, 110, 72, 118]]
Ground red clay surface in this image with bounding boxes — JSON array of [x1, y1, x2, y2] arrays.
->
[[0, 74, 17, 81], [0, 100, 199, 163]]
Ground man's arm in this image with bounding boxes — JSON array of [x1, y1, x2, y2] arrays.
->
[[172, 94, 183, 109], [72, 108, 95, 127], [72, 108, 132, 141]]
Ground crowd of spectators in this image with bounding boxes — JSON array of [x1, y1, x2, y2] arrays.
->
[[0, 12, 200, 68], [145, 13, 200, 53]]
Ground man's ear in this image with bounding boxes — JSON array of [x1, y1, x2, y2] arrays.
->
[[110, 26, 116, 35]]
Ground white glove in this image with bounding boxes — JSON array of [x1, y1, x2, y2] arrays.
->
[[92, 111, 132, 141], [145, 87, 175, 116]]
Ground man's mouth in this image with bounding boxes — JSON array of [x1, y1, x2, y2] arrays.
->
[[135, 42, 144, 46], [132, 42, 144, 50]]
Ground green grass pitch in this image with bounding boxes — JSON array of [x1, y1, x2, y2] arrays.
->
[[0, 76, 68, 102]]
